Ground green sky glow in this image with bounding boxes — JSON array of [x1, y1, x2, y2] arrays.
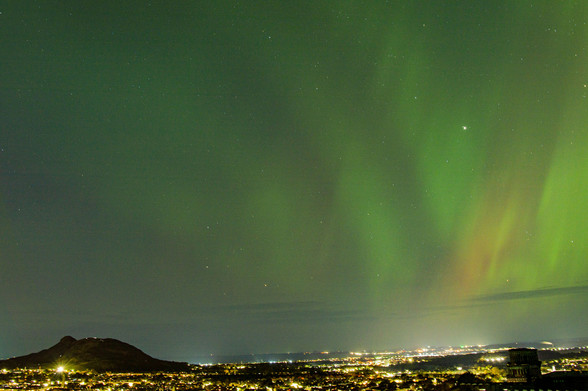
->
[[1, 1, 588, 360]]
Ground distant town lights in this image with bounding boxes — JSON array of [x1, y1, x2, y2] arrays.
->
[[482, 356, 505, 362]]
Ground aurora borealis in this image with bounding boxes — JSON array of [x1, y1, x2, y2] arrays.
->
[[1, 1, 588, 361]]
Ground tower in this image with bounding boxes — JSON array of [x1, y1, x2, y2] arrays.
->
[[506, 348, 541, 382]]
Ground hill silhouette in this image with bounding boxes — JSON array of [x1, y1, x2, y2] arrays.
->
[[0, 336, 189, 372]]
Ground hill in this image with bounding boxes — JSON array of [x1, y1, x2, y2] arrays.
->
[[0, 336, 190, 372]]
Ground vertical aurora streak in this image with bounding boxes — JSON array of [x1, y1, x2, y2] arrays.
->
[[1, 1, 588, 359]]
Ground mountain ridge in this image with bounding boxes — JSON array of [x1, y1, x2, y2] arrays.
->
[[0, 336, 189, 372]]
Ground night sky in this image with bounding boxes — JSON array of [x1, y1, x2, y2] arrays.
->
[[2, 1, 588, 363]]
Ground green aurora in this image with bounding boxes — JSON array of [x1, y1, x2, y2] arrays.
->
[[1, 1, 588, 360]]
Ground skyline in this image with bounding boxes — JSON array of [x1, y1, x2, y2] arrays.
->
[[3, 333, 587, 367], [2, 1, 588, 363]]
